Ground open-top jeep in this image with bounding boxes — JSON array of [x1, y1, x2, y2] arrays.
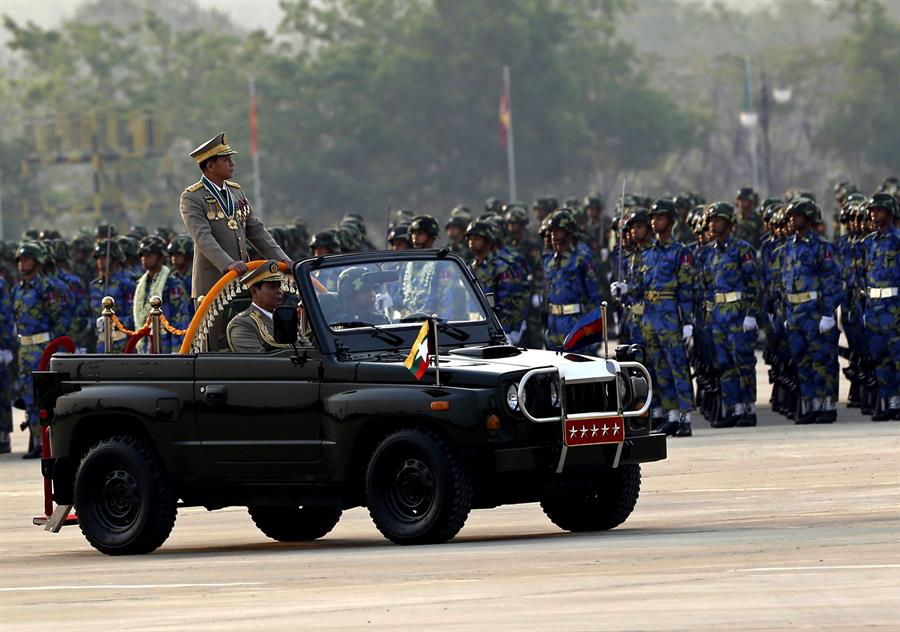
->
[[34, 250, 664, 554]]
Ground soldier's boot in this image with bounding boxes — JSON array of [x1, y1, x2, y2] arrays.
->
[[796, 398, 820, 425], [0, 430, 10, 454], [22, 426, 42, 459], [674, 412, 692, 437], [736, 402, 757, 427], [847, 379, 861, 408], [817, 396, 837, 423], [650, 407, 666, 432], [713, 403, 741, 428], [656, 410, 680, 436], [891, 396, 900, 421], [871, 396, 898, 422]]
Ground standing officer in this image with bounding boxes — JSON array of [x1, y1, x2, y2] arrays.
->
[[543, 209, 602, 350], [0, 276, 14, 454], [735, 187, 763, 249], [12, 242, 63, 458], [133, 236, 191, 354], [861, 193, 900, 420], [704, 203, 760, 427], [780, 198, 841, 423], [467, 219, 525, 342], [179, 132, 290, 301], [638, 200, 694, 437]]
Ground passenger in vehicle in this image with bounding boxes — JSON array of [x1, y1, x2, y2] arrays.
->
[[227, 260, 308, 352]]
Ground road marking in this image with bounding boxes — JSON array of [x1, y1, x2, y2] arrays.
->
[[0, 581, 265, 593], [738, 564, 900, 573]]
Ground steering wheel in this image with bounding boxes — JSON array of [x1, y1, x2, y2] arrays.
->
[[399, 312, 431, 323]]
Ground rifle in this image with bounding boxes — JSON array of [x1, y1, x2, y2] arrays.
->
[[616, 178, 626, 283]]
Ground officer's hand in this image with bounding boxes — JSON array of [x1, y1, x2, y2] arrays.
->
[[0, 349, 12, 365], [682, 324, 693, 341], [226, 261, 249, 275], [95, 316, 105, 334], [742, 316, 758, 332], [375, 292, 393, 312], [531, 294, 541, 309], [818, 315, 836, 334]]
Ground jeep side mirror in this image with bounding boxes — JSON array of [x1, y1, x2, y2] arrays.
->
[[273, 305, 298, 344], [485, 292, 495, 308]]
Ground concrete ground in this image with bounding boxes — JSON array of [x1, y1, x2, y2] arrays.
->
[[1, 358, 898, 631]]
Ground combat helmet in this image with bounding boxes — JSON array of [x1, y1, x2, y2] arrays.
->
[[166, 234, 194, 256], [465, 219, 496, 242], [504, 205, 529, 226], [409, 215, 440, 238], [138, 235, 166, 255], [707, 202, 736, 224], [337, 266, 369, 299], [387, 224, 411, 246], [785, 197, 819, 221], [624, 208, 651, 229], [93, 239, 124, 261], [866, 192, 900, 217], [484, 197, 505, 214], [649, 198, 679, 220], [16, 241, 49, 264], [547, 208, 577, 233], [310, 229, 341, 254], [583, 194, 604, 211]]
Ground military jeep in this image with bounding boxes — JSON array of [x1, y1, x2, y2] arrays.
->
[[34, 250, 664, 555]]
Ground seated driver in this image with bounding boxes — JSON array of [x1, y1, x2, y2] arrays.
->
[[227, 260, 309, 352], [332, 266, 390, 325]]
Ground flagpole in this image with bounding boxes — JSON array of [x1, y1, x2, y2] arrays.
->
[[430, 317, 441, 387], [248, 75, 264, 218], [502, 66, 517, 201]]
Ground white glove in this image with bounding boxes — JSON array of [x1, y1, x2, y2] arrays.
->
[[508, 329, 522, 346], [600, 248, 609, 263], [0, 349, 12, 365], [682, 324, 693, 341], [375, 292, 393, 312], [610, 281, 628, 300], [75, 347, 87, 354], [818, 315, 836, 334], [531, 294, 541, 309], [95, 316, 106, 334], [742, 316, 758, 332]]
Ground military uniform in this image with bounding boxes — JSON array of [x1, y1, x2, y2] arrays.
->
[[132, 269, 191, 353], [780, 200, 841, 423], [0, 277, 14, 453], [471, 251, 525, 338], [226, 262, 303, 353], [544, 245, 602, 350], [861, 195, 900, 419], [735, 212, 763, 249], [90, 269, 136, 353], [179, 133, 287, 299]]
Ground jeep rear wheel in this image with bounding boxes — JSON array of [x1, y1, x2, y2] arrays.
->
[[366, 428, 473, 545], [541, 464, 641, 532], [248, 505, 342, 542], [74, 435, 176, 555]]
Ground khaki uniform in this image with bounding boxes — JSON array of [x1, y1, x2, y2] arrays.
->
[[179, 179, 287, 298], [226, 305, 292, 353]]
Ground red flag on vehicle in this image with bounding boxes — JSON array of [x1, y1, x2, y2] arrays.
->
[[563, 307, 606, 352]]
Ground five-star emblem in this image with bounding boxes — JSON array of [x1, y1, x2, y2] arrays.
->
[[602, 424, 609, 436], [590, 424, 599, 437], [580, 425, 588, 437]]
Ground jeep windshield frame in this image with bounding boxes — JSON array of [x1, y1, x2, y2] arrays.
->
[[292, 250, 507, 357]]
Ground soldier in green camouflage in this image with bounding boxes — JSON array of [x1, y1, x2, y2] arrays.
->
[[505, 204, 544, 348], [735, 187, 764, 249], [466, 220, 526, 343]]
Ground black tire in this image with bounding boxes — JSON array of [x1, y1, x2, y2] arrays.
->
[[541, 464, 641, 532], [248, 505, 342, 542], [74, 435, 176, 555], [366, 428, 473, 545]]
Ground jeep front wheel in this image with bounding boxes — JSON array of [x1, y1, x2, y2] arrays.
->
[[366, 428, 473, 545], [248, 505, 342, 542], [541, 464, 641, 532], [74, 435, 177, 555]]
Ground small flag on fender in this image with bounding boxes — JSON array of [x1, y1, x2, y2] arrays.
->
[[404, 320, 431, 380], [563, 306, 605, 352]]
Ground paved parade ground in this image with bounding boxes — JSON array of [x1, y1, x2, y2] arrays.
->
[[2, 401, 899, 630]]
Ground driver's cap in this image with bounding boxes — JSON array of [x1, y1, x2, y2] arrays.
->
[[241, 260, 282, 288]]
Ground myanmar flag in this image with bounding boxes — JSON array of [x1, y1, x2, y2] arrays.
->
[[404, 320, 431, 380], [563, 307, 606, 352]]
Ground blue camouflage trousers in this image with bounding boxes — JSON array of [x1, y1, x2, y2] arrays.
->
[[622, 309, 661, 412], [865, 299, 900, 399], [786, 305, 839, 401], [17, 346, 43, 445], [547, 313, 577, 350], [711, 305, 756, 408], [639, 301, 693, 412], [0, 360, 12, 438]]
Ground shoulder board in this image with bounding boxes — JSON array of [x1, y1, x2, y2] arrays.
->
[[225, 180, 242, 189], [185, 181, 204, 192]]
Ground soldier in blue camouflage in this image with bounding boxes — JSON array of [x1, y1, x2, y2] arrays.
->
[[505, 204, 544, 348], [90, 239, 136, 353], [403, 215, 468, 321], [703, 203, 761, 427], [466, 219, 526, 342], [12, 242, 63, 458], [0, 276, 14, 453], [46, 239, 91, 352], [133, 236, 191, 354], [543, 209, 602, 350], [735, 187, 764, 249], [634, 199, 695, 436], [780, 198, 841, 424], [444, 206, 473, 262], [861, 193, 900, 420]]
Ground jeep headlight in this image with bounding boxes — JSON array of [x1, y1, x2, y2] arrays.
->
[[506, 383, 520, 410]]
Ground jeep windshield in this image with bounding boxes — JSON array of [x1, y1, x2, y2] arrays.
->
[[301, 252, 502, 355]]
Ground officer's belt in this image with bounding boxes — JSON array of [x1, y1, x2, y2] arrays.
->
[[630, 303, 644, 316], [714, 291, 743, 304], [786, 291, 818, 304], [549, 303, 582, 316], [18, 332, 50, 347], [868, 287, 898, 299], [643, 291, 675, 301]]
